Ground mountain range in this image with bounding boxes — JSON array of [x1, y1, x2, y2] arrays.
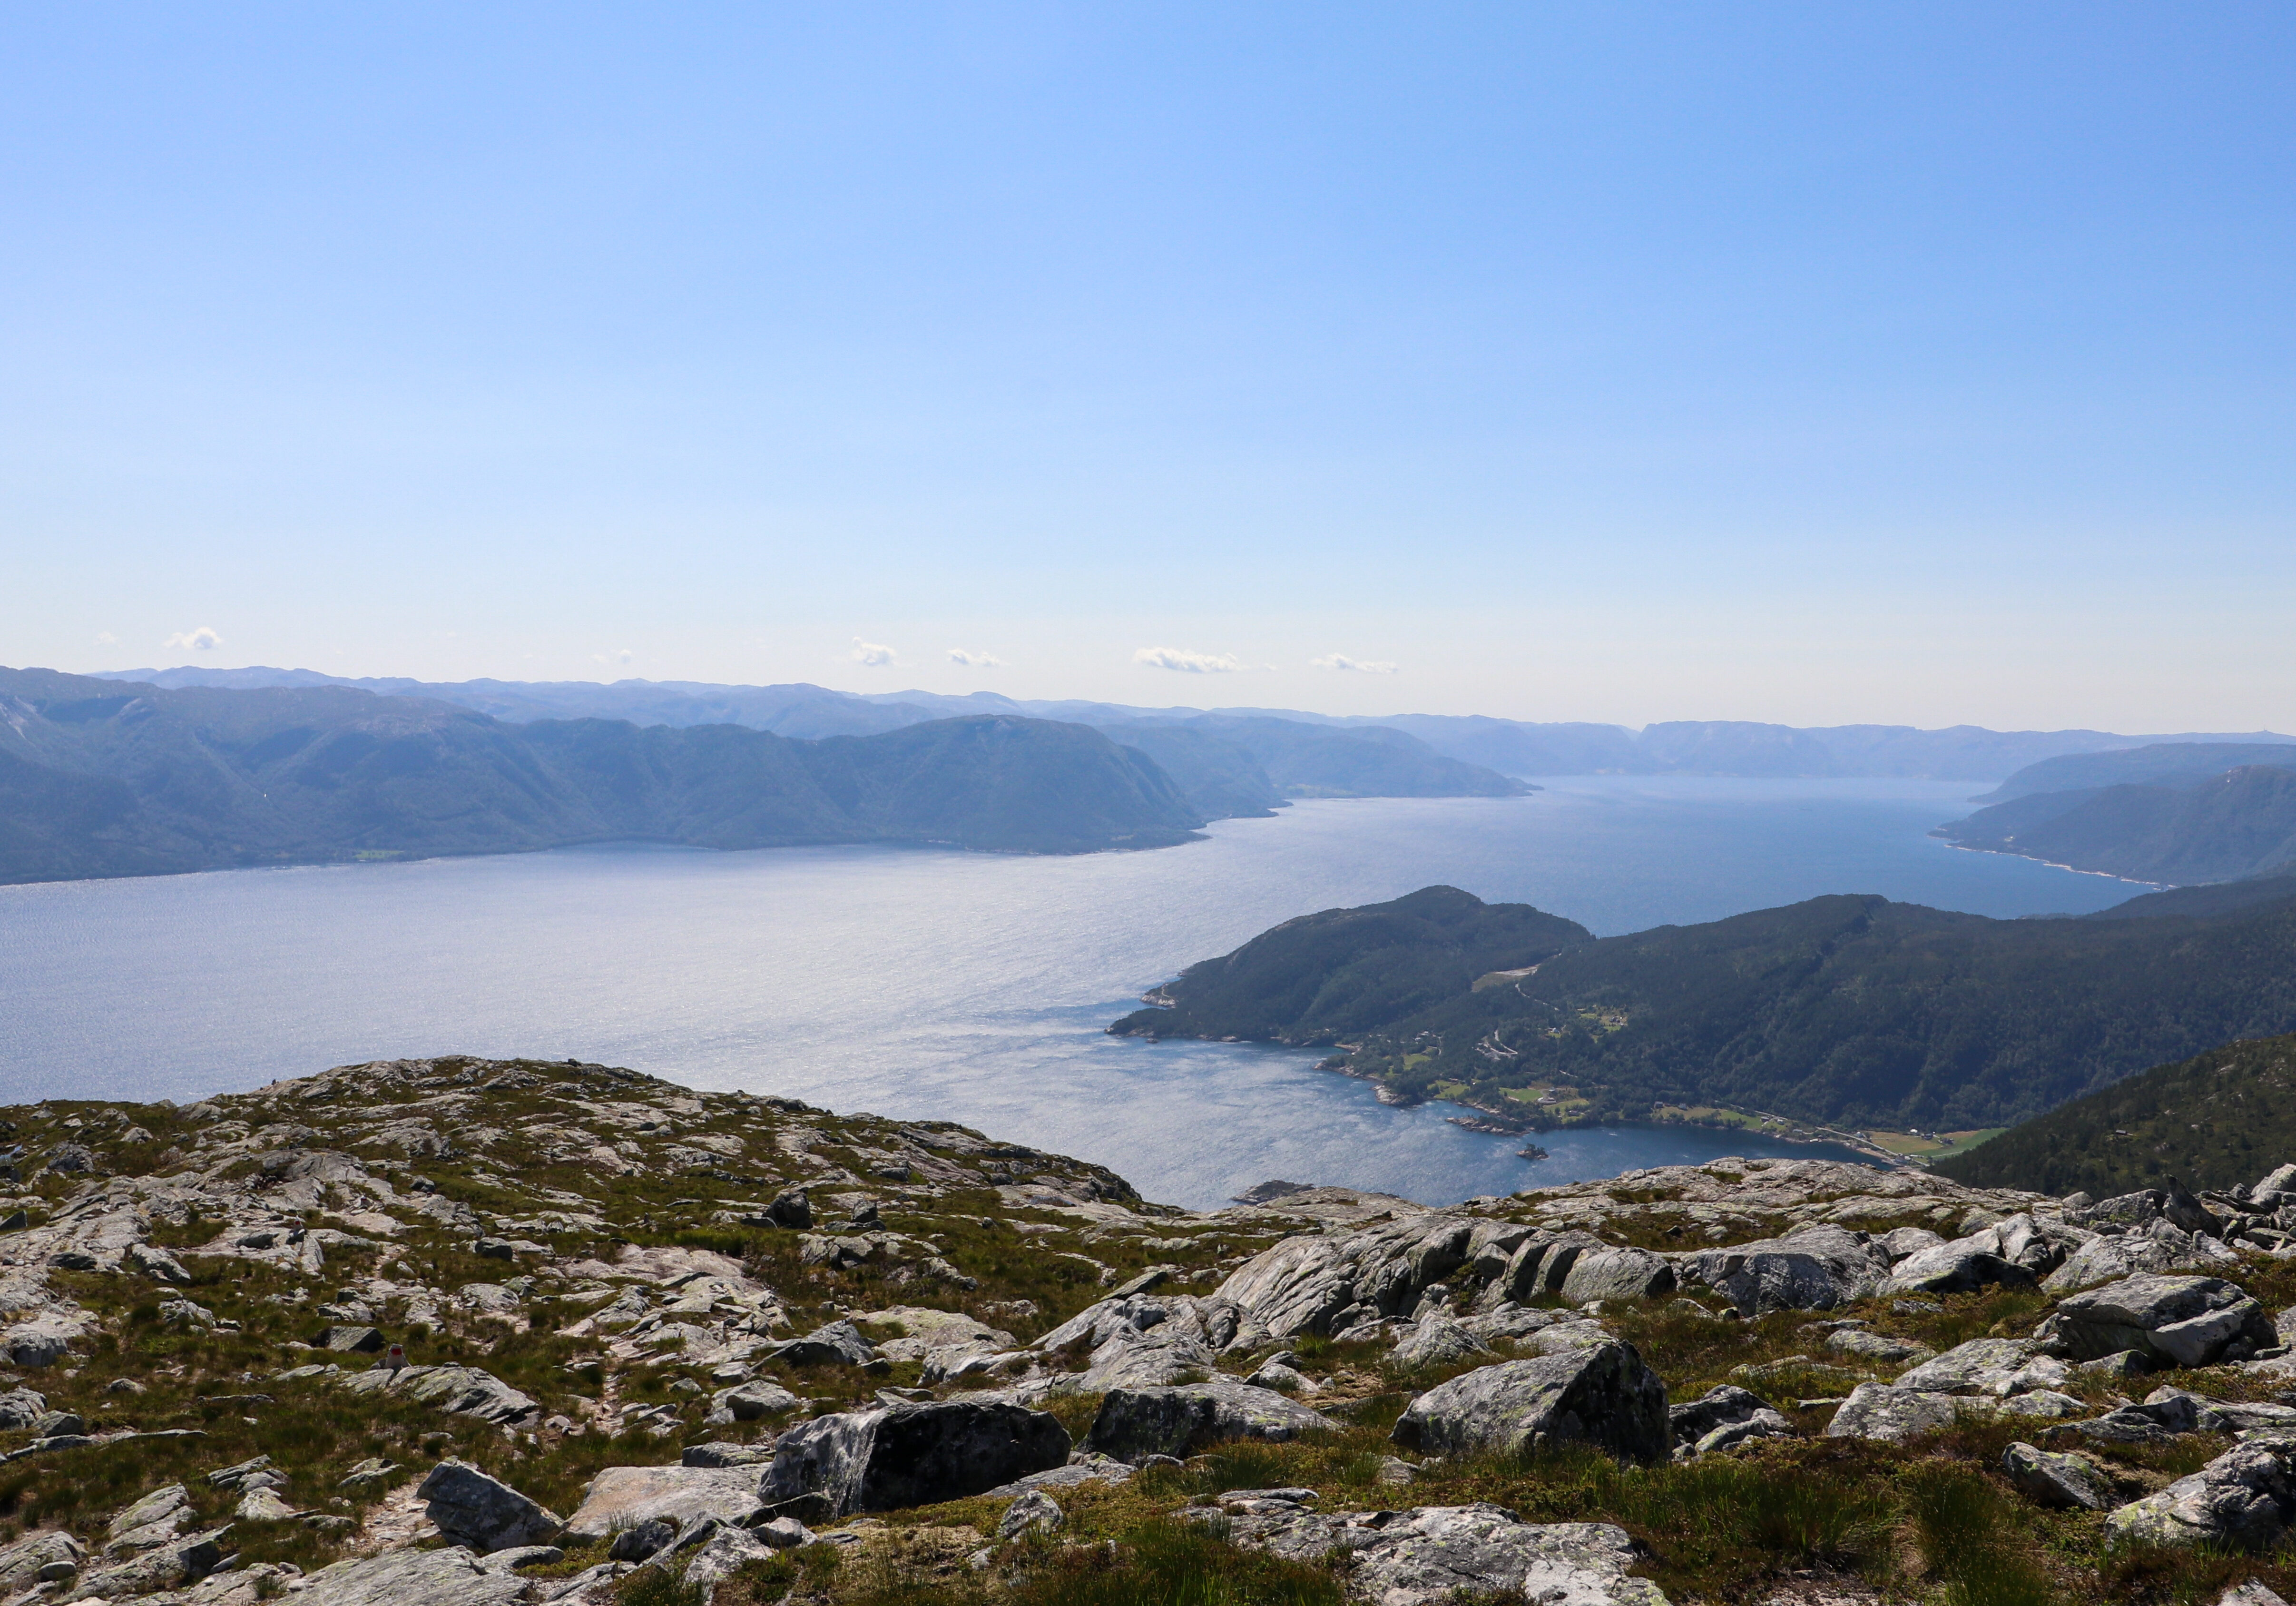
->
[[1937, 743, 2296, 884], [98, 666, 2294, 780], [0, 666, 1537, 885]]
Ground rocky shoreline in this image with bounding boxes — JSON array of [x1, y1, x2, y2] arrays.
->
[[0, 1056, 2286, 1603]]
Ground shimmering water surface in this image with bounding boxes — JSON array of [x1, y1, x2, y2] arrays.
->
[[0, 778, 2143, 1209]]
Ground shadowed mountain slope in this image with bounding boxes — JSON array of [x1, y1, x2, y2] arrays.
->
[[0, 667, 1207, 882]]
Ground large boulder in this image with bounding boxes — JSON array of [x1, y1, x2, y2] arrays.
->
[[0, 1530, 85, 1594], [2108, 1434, 2296, 1551], [106, 1483, 193, 1555], [1390, 1342, 1669, 1464], [2045, 1221, 2236, 1293], [1085, 1380, 1334, 1463], [1208, 1501, 1668, 1606], [1075, 1326, 1219, 1391], [705, 1379, 801, 1425], [1676, 1226, 1891, 1315], [1216, 1215, 1488, 1338], [563, 1465, 770, 1543], [287, 1546, 531, 1606], [2050, 1275, 2276, 1369], [73, 1527, 229, 1599], [1559, 1247, 1676, 1305], [1880, 1238, 2038, 1299], [416, 1461, 561, 1554], [1895, 1339, 2067, 1398], [1390, 1317, 1491, 1372], [2004, 1442, 2113, 1511], [763, 1399, 1070, 1517], [1668, 1385, 1792, 1460], [0, 1387, 46, 1430], [1824, 1382, 1960, 1443], [758, 1319, 876, 1367]]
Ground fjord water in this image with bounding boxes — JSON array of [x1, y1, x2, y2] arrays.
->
[[0, 777, 2142, 1210]]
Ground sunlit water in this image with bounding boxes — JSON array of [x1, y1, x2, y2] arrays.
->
[[0, 778, 2142, 1209]]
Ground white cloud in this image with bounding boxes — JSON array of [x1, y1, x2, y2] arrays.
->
[[1311, 653, 1399, 674], [592, 648, 635, 667], [94, 631, 118, 646], [162, 626, 221, 652], [851, 637, 898, 667], [947, 648, 1005, 668], [1133, 645, 1242, 674]]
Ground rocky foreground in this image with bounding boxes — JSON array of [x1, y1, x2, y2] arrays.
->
[[1, 1060, 2295, 1603]]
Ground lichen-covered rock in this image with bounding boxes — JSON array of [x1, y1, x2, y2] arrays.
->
[[1390, 1316, 1491, 1371], [1824, 1382, 1960, 1443], [1896, 1338, 2065, 1397], [1390, 1342, 1669, 1464], [1676, 1225, 1891, 1315], [1879, 1236, 2038, 1298], [0, 1529, 85, 1593], [75, 1526, 228, 1599], [1823, 1326, 1933, 1365], [340, 1362, 540, 1425], [1558, 1246, 1676, 1305], [287, 1545, 531, 1606], [2003, 1441, 2113, 1510], [1086, 1379, 1333, 1463], [564, 1464, 770, 1542], [2108, 1434, 2296, 1551], [416, 1460, 562, 1553], [705, 1378, 801, 1425], [999, 1488, 1064, 1538], [2051, 1275, 2275, 1369], [1214, 1214, 1486, 1339], [764, 1399, 1071, 1517], [758, 1318, 876, 1367], [1210, 1501, 1669, 1606], [107, 1481, 194, 1554], [2044, 1221, 2236, 1293], [0, 1386, 47, 1429], [1668, 1385, 1793, 1459]]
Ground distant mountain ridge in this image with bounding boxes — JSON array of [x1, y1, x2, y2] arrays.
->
[[95, 668, 1527, 806], [98, 666, 2293, 781], [0, 667, 1208, 883], [1937, 743, 2296, 885]]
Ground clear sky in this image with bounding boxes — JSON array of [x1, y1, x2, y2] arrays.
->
[[6, 5, 2293, 730]]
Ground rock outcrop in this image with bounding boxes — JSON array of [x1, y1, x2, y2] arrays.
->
[[1210, 1500, 1669, 1606], [2047, 1275, 2276, 1369], [762, 1399, 1071, 1517], [1085, 1380, 1335, 1462], [1390, 1343, 1669, 1464], [2108, 1435, 2296, 1550]]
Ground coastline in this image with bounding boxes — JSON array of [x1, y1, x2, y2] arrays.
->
[[1310, 1054, 1912, 1169]]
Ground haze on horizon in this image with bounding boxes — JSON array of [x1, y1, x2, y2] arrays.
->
[[6, 5, 2293, 734]]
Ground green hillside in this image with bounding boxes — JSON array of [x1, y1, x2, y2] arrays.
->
[[1118, 883, 2296, 1133], [1110, 885, 1590, 1043], [1938, 762, 2296, 884], [1935, 1033, 2296, 1196]]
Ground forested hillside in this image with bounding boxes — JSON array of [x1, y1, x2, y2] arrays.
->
[[1118, 884, 2296, 1133], [1936, 1033, 2296, 1196], [1111, 885, 1590, 1043], [1938, 762, 2296, 884]]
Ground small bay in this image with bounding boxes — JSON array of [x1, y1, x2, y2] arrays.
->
[[0, 777, 2140, 1209]]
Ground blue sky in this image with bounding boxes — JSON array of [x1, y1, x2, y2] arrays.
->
[[6, 4, 2293, 729]]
